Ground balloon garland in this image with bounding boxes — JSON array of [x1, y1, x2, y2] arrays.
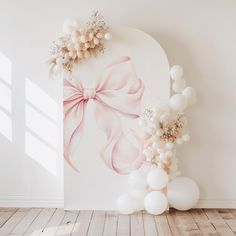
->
[[116, 66, 199, 215]]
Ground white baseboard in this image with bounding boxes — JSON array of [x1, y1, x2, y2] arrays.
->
[[0, 195, 236, 209], [0, 195, 64, 208]]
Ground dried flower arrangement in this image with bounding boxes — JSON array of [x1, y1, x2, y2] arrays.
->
[[49, 11, 112, 77]]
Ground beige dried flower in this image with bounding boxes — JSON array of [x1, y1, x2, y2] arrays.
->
[[49, 11, 112, 77]]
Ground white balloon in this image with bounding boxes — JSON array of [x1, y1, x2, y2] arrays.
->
[[144, 191, 168, 215], [159, 152, 166, 160], [138, 118, 147, 127], [170, 65, 183, 80], [128, 169, 147, 189], [116, 194, 136, 214], [176, 138, 184, 144], [170, 94, 187, 112], [104, 32, 112, 40], [182, 134, 190, 142], [165, 142, 174, 150], [147, 168, 169, 190], [172, 79, 186, 93], [130, 189, 147, 211], [182, 87, 197, 105], [167, 176, 199, 211]]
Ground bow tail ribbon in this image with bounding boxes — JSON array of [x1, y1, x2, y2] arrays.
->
[[94, 101, 144, 174], [64, 100, 85, 172]]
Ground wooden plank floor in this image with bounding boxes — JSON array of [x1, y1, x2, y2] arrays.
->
[[0, 208, 236, 235]]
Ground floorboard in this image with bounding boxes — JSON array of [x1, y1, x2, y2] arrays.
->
[[0, 208, 236, 235]]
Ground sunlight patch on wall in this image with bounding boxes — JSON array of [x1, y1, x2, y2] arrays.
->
[[0, 52, 11, 85], [0, 110, 12, 141], [25, 78, 58, 122], [25, 131, 57, 176], [0, 52, 12, 141], [0, 82, 11, 113], [25, 78, 58, 176], [25, 104, 58, 148]]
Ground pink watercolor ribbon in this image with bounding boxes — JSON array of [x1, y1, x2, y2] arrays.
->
[[64, 56, 145, 174]]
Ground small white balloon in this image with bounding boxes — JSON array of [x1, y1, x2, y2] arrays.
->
[[167, 176, 200, 211], [144, 191, 168, 215], [159, 113, 170, 123], [56, 57, 63, 65], [165, 142, 174, 150], [172, 79, 186, 93], [159, 152, 166, 160], [170, 94, 187, 112], [152, 142, 158, 150], [80, 35, 87, 43], [116, 194, 136, 214], [170, 65, 183, 80], [147, 168, 169, 190], [130, 189, 147, 211], [72, 19, 81, 29], [104, 32, 112, 40], [156, 129, 164, 137], [138, 118, 147, 127], [128, 169, 147, 189], [182, 87, 197, 105], [182, 134, 190, 142], [176, 138, 184, 144]]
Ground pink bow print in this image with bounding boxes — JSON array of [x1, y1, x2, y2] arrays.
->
[[64, 56, 145, 174]]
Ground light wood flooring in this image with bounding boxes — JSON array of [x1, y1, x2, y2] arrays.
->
[[0, 208, 236, 235]]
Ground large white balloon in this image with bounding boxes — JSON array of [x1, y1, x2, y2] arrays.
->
[[128, 169, 147, 189], [130, 189, 147, 211], [167, 176, 199, 211], [182, 87, 197, 105], [116, 194, 136, 214], [144, 191, 168, 215], [170, 65, 183, 80], [147, 168, 169, 190], [170, 94, 187, 112]]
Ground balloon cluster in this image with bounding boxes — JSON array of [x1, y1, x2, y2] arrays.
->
[[116, 65, 199, 215], [49, 11, 112, 77]]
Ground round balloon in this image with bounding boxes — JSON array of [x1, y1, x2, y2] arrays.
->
[[128, 169, 147, 189], [144, 191, 168, 215], [130, 189, 147, 211], [147, 168, 169, 190], [170, 94, 187, 112], [170, 65, 183, 80], [116, 194, 136, 215], [167, 176, 199, 211], [182, 87, 197, 105]]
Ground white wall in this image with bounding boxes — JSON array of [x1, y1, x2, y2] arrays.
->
[[0, 0, 235, 208]]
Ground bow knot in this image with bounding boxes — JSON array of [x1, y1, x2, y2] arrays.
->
[[83, 88, 96, 100], [64, 56, 145, 174]]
